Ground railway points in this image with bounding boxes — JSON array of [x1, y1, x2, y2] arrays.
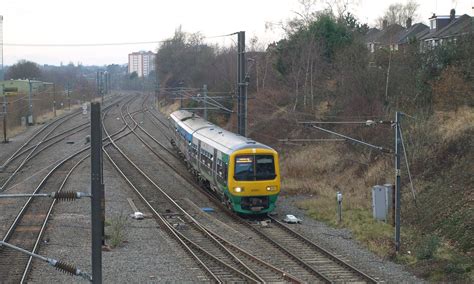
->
[[0, 92, 417, 282]]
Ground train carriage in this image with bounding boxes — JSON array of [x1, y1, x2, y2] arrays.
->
[[169, 110, 280, 214]]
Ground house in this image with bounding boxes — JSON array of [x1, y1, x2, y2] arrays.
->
[[363, 18, 429, 53], [395, 20, 429, 50], [363, 21, 404, 52], [421, 9, 474, 49]]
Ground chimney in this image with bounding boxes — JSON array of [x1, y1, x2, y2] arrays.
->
[[450, 9, 455, 22], [406, 17, 412, 28], [383, 19, 388, 29]]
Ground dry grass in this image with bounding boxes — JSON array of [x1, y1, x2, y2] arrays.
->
[[298, 197, 394, 257], [160, 100, 180, 116], [278, 107, 474, 279], [280, 140, 397, 257], [435, 106, 473, 141], [4, 126, 27, 138], [106, 213, 128, 248], [281, 143, 390, 208]]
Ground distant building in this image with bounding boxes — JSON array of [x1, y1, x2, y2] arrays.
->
[[362, 8, 473, 54], [0, 79, 51, 96], [363, 21, 405, 53], [421, 9, 474, 49], [128, 51, 156, 77]]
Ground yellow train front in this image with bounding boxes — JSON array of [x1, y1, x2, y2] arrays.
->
[[170, 110, 280, 214]]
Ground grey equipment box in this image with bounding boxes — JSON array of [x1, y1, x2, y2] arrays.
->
[[372, 185, 393, 222]]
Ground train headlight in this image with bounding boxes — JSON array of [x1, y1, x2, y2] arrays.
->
[[266, 186, 277, 191], [234, 187, 243, 193]]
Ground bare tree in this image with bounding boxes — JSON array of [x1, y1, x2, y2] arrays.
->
[[320, 0, 360, 19], [5, 60, 42, 80], [376, 0, 419, 28]]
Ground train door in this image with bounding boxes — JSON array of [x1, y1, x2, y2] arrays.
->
[[197, 140, 201, 172], [212, 149, 218, 187]]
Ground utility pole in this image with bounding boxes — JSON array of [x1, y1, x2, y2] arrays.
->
[[154, 75, 159, 109], [237, 31, 247, 136], [1, 84, 7, 143], [28, 79, 33, 125], [203, 84, 208, 120], [395, 111, 402, 252], [0, 15, 3, 82], [90, 102, 104, 284], [0, 17, 5, 142], [179, 81, 184, 109], [53, 83, 56, 117], [97, 71, 104, 104], [67, 82, 71, 110], [103, 71, 108, 96]]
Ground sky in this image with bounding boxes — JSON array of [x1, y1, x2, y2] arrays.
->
[[1, 0, 473, 66]]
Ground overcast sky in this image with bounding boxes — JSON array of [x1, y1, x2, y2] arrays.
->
[[1, 0, 473, 66]]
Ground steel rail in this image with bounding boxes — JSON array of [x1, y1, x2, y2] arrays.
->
[[1, 109, 81, 168], [0, 97, 128, 282], [268, 216, 378, 283], [0, 113, 78, 191], [20, 154, 89, 283], [102, 96, 263, 282], [125, 97, 335, 282], [141, 98, 378, 283], [7, 121, 90, 164], [123, 95, 313, 283]]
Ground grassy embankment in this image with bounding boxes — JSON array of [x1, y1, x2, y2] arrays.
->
[[278, 107, 473, 281]]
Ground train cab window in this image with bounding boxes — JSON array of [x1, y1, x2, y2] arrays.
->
[[234, 155, 276, 181], [255, 156, 276, 180]]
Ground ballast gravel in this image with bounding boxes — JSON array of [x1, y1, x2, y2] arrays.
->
[[27, 159, 208, 283], [3, 98, 424, 283], [274, 194, 424, 283]]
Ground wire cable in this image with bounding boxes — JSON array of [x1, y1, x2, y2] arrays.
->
[[399, 122, 418, 205], [4, 32, 237, 47], [4, 40, 169, 47]]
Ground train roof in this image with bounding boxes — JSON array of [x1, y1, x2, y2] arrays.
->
[[170, 110, 274, 153]]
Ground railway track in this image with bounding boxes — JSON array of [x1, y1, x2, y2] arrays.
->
[[103, 95, 309, 283], [0, 111, 84, 191], [0, 152, 90, 282], [136, 94, 378, 283], [1, 110, 80, 168], [0, 96, 128, 282]]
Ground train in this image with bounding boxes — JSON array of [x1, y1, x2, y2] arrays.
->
[[169, 110, 280, 214]]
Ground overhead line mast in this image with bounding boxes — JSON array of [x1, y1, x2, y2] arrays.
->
[[237, 31, 247, 137]]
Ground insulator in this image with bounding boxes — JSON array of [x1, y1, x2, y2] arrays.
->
[[53, 191, 77, 202], [54, 260, 77, 275]]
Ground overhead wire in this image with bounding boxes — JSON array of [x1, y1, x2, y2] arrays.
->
[[4, 32, 237, 47]]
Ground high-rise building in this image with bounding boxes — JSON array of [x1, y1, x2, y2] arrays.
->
[[128, 51, 156, 77]]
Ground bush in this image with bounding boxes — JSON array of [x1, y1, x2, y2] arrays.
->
[[416, 234, 440, 260]]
